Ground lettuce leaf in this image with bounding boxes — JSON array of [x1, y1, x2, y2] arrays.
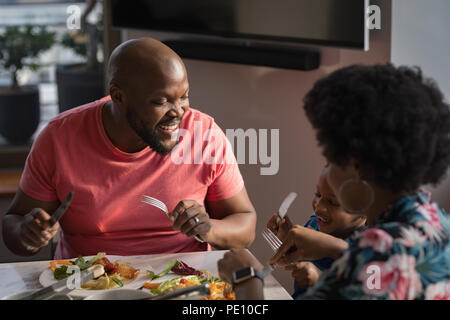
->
[[147, 260, 179, 280], [53, 252, 107, 279], [72, 252, 106, 271]]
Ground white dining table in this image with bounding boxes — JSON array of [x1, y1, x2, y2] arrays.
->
[[0, 249, 292, 300]]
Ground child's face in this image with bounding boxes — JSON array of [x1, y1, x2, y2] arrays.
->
[[312, 167, 365, 239]]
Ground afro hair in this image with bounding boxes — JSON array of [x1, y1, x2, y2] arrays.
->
[[303, 64, 450, 193]]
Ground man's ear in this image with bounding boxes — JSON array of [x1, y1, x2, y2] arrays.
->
[[110, 84, 125, 107]]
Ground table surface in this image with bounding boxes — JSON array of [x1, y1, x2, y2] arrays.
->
[[0, 250, 292, 300]]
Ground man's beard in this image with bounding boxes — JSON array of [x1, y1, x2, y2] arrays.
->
[[126, 109, 177, 156]]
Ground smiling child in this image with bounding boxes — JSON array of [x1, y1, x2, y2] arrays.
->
[[267, 163, 366, 298]]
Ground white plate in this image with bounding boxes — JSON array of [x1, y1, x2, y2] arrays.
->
[[0, 289, 73, 300], [1, 289, 36, 300], [39, 255, 149, 298]]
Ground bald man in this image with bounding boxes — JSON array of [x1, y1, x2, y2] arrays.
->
[[2, 38, 256, 259]]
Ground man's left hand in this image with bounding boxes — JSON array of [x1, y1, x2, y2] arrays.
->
[[169, 200, 212, 241]]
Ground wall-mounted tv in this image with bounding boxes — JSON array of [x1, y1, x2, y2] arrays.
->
[[111, 0, 369, 51]]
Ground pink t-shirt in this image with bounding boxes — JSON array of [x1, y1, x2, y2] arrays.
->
[[20, 96, 244, 259]]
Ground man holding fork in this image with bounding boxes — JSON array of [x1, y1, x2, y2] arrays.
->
[[2, 37, 256, 259]]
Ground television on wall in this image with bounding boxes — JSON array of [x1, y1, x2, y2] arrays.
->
[[111, 0, 369, 50], [111, 0, 370, 70]]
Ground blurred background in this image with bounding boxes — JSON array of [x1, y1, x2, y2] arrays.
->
[[0, 0, 449, 293]]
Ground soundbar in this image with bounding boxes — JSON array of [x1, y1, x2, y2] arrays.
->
[[163, 39, 321, 71]]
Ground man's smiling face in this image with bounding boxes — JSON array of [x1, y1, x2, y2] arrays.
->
[[124, 58, 190, 155]]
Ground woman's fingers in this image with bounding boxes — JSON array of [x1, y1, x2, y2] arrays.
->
[[268, 235, 295, 265], [283, 262, 300, 271]]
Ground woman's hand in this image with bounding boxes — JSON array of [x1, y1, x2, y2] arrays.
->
[[268, 225, 348, 267], [266, 213, 293, 241], [217, 249, 265, 300], [284, 262, 322, 288], [217, 248, 264, 284]]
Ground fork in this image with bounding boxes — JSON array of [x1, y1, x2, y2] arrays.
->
[[141, 195, 204, 243], [262, 191, 297, 251], [262, 228, 283, 252], [141, 195, 168, 213]]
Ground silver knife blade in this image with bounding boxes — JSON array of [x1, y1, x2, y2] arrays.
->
[[50, 191, 74, 225], [277, 192, 298, 221], [18, 267, 95, 300], [44, 269, 98, 299], [18, 277, 70, 300]]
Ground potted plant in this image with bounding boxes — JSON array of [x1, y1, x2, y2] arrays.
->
[[0, 25, 56, 144], [56, 2, 104, 113]]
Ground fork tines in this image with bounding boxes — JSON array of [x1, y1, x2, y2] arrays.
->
[[262, 228, 283, 252], [141, 195, 204, 243], [141, 195, 169, 214]]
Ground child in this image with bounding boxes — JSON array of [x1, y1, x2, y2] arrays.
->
[[267, 164, 366, 298]]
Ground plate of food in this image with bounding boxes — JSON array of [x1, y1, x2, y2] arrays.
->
[[39, 252, 146, 298], [141, 259, 235, 300]]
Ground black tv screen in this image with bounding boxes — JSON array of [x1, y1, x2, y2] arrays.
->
[[111, 0, 368, 50]]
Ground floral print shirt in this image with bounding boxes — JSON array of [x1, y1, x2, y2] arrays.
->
[[300, 190, 450, 300]]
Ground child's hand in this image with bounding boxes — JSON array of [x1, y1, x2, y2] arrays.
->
[[284, 262, 322, 288], [266, 213, 293, 241]]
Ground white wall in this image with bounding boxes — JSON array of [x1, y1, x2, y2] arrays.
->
[[391, 0, 450, 210]]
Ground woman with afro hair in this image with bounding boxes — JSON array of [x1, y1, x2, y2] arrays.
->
[[218, 64, 450, 300]]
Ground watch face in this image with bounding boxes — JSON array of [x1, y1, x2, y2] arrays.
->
[[235, 267, 252, 279]]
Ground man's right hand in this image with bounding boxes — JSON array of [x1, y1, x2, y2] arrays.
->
[[19, 208, 59, 252]]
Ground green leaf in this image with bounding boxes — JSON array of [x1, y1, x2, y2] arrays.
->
[[72, 256, 90, 270], [86, 252, 106, 267], [0, 24, 56, 80], [111, 277, 124, 287], [160, 260, 179, 276], [53, 265, 75, 280], [151, 289, 161, 295], [147, 260, 179, 280], [72, 252, 106, 271]]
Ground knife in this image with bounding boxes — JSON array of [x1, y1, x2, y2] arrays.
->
[[49, 191, 74, 226], [276, 192, 298, 224], [146, 284, 211, 300], [18, 264, 104, 300]]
